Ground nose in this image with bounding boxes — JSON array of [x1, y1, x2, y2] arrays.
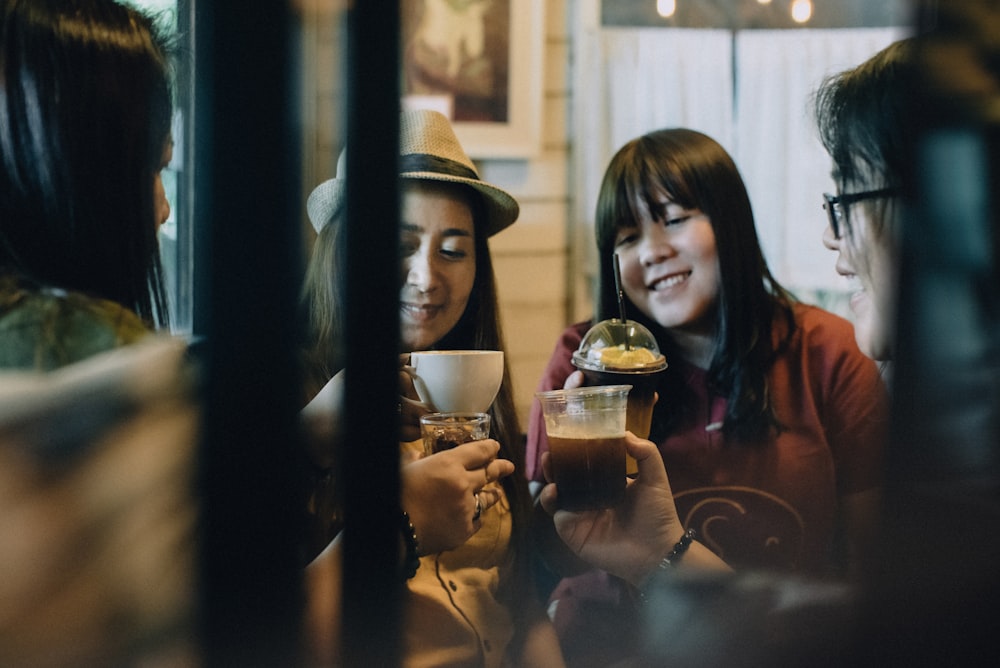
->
[[821, 223, 839, 251], [404, 246, 436, 293], [638, 225, 675, 267]]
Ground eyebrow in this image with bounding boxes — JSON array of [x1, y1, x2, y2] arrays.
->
[[400, 223, 473, 238]]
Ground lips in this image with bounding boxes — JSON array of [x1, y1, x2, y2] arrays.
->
[[648, 271, 691, 291], [401, 302, 442, 322]]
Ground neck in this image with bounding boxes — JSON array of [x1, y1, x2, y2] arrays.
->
[[667, 328, 715, 370]]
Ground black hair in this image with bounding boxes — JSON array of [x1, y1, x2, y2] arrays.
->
[[594, 128, 797, 442], [0, 0, 174, 326]]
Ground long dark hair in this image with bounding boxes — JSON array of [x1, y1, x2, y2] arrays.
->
[[0, 0, 173, 327], [594, 128, 797, 442]]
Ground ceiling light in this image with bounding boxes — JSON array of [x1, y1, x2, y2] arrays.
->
[[790, 0, 813, 23], [657, 0, 677, 19]]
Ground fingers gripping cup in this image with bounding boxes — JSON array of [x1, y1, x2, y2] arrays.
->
[[535, 385, 631, 511], [420, 412, 491, 456], [572, 320, 667, 474]]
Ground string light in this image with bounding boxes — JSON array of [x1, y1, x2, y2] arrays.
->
[[656, 0, 677, 19], [790, 0, 813, 23]]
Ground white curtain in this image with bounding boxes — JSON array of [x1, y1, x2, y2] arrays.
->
[[572, 26, 907, 318], [572, 28, 734, 317], [735, 27, 907, 303]]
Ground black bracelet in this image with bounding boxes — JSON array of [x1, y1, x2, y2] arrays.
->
[[636, 528, 698, 607], [657, 528, 697, 570], [399, 510, 421, 580]]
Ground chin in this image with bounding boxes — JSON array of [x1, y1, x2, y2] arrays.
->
[[854, 322, 889, 361]]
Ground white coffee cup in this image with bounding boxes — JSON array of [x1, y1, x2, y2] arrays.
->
[[406, 350, 504, 413]]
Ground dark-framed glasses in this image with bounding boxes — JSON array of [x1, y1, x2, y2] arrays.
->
[[822, 188, 898, 239]]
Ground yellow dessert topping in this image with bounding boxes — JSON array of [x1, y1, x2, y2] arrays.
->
[[598, 345, 663, 368]]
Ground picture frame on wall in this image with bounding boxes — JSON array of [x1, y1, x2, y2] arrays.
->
[[401, 0, 544, 159]]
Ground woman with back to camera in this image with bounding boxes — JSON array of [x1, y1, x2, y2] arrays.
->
[[0, 2, 197, 666], [0, 0, 175, 370], [525, 127, 889, 666], [300, 109, 564, 667]]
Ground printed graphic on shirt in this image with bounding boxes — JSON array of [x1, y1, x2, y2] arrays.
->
[[675, 486, 806, 571]]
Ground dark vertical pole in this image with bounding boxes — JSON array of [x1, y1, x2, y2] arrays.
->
[[339, 2, 404, 667], [193, 1, 305, 665]]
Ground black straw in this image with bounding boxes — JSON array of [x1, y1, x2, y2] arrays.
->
[[613, 253, 630, 349]]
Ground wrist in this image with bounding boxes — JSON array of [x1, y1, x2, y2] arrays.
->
[[632, 526, 688, 584], [635, 528, 697, 592], [399, 510, 421, 580]]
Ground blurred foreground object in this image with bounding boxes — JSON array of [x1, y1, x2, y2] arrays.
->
[[0, 338, 199, 667]]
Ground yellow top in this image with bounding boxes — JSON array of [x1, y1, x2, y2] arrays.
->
[[401, 440, 515, 668]]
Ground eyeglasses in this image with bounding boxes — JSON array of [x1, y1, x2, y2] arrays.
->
[[822, 188, 898, 239]]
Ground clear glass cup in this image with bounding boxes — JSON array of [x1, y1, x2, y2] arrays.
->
[[419, 411, 491, 456]]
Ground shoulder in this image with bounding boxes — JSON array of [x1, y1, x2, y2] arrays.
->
[[791, 303, 858, 342], [558, 320, 591, 348], [544, 321, 591, 365], [0, 281, 150, 371], [533, 321, 592, 393], [785, 303, 881, 384]]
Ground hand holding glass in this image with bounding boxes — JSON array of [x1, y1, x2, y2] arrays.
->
[[420, 412, 491, 456]]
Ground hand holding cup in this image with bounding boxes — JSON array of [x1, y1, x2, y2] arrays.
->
[[402, 439, 513, 555]]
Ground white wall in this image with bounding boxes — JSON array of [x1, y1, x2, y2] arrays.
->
[[483, 0, 571, 428]]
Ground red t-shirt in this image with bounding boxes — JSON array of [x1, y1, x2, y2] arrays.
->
[[527, 304, 887, 573], [526, 304, 888, 665]]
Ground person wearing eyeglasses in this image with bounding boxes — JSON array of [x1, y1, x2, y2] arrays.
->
[[816, 32, 1000, 661], [815, 41, 913, 366]]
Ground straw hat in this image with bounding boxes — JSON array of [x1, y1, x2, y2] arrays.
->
[[306, 109, 519, 237]]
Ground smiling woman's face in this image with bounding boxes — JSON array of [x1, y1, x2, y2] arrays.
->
[[613, 192, 721, 337], [823, 202, 895, 361], [398, 181, 477, 352]]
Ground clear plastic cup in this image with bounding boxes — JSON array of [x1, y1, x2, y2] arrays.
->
[[535, 385, 631, 511]]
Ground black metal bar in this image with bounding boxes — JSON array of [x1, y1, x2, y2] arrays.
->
[[193, 1, 305, 665], [339, 0, 404, 665]]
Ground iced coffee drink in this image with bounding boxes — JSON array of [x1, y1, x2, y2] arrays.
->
[[572, 320, 667, 474], [535, 386, 630, 511]]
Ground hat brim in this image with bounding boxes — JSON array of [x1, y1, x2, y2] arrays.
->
[[306, 172, 519, 237]]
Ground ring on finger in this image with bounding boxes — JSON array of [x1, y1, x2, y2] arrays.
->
[[472, 493, 482, 522]]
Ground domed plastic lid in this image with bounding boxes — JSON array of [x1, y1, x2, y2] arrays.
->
[[572, 319, 667, 373]]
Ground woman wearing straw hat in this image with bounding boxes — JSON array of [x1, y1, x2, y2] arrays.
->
[[301, 109, 564, 667]]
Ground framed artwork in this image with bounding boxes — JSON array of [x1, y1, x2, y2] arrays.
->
[[401, 0, 545, 159]]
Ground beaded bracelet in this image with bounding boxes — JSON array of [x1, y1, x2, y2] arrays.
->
[[399, 510, 421, 580], [657, 527, 697, 570], [635, 528, 698, 606]]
